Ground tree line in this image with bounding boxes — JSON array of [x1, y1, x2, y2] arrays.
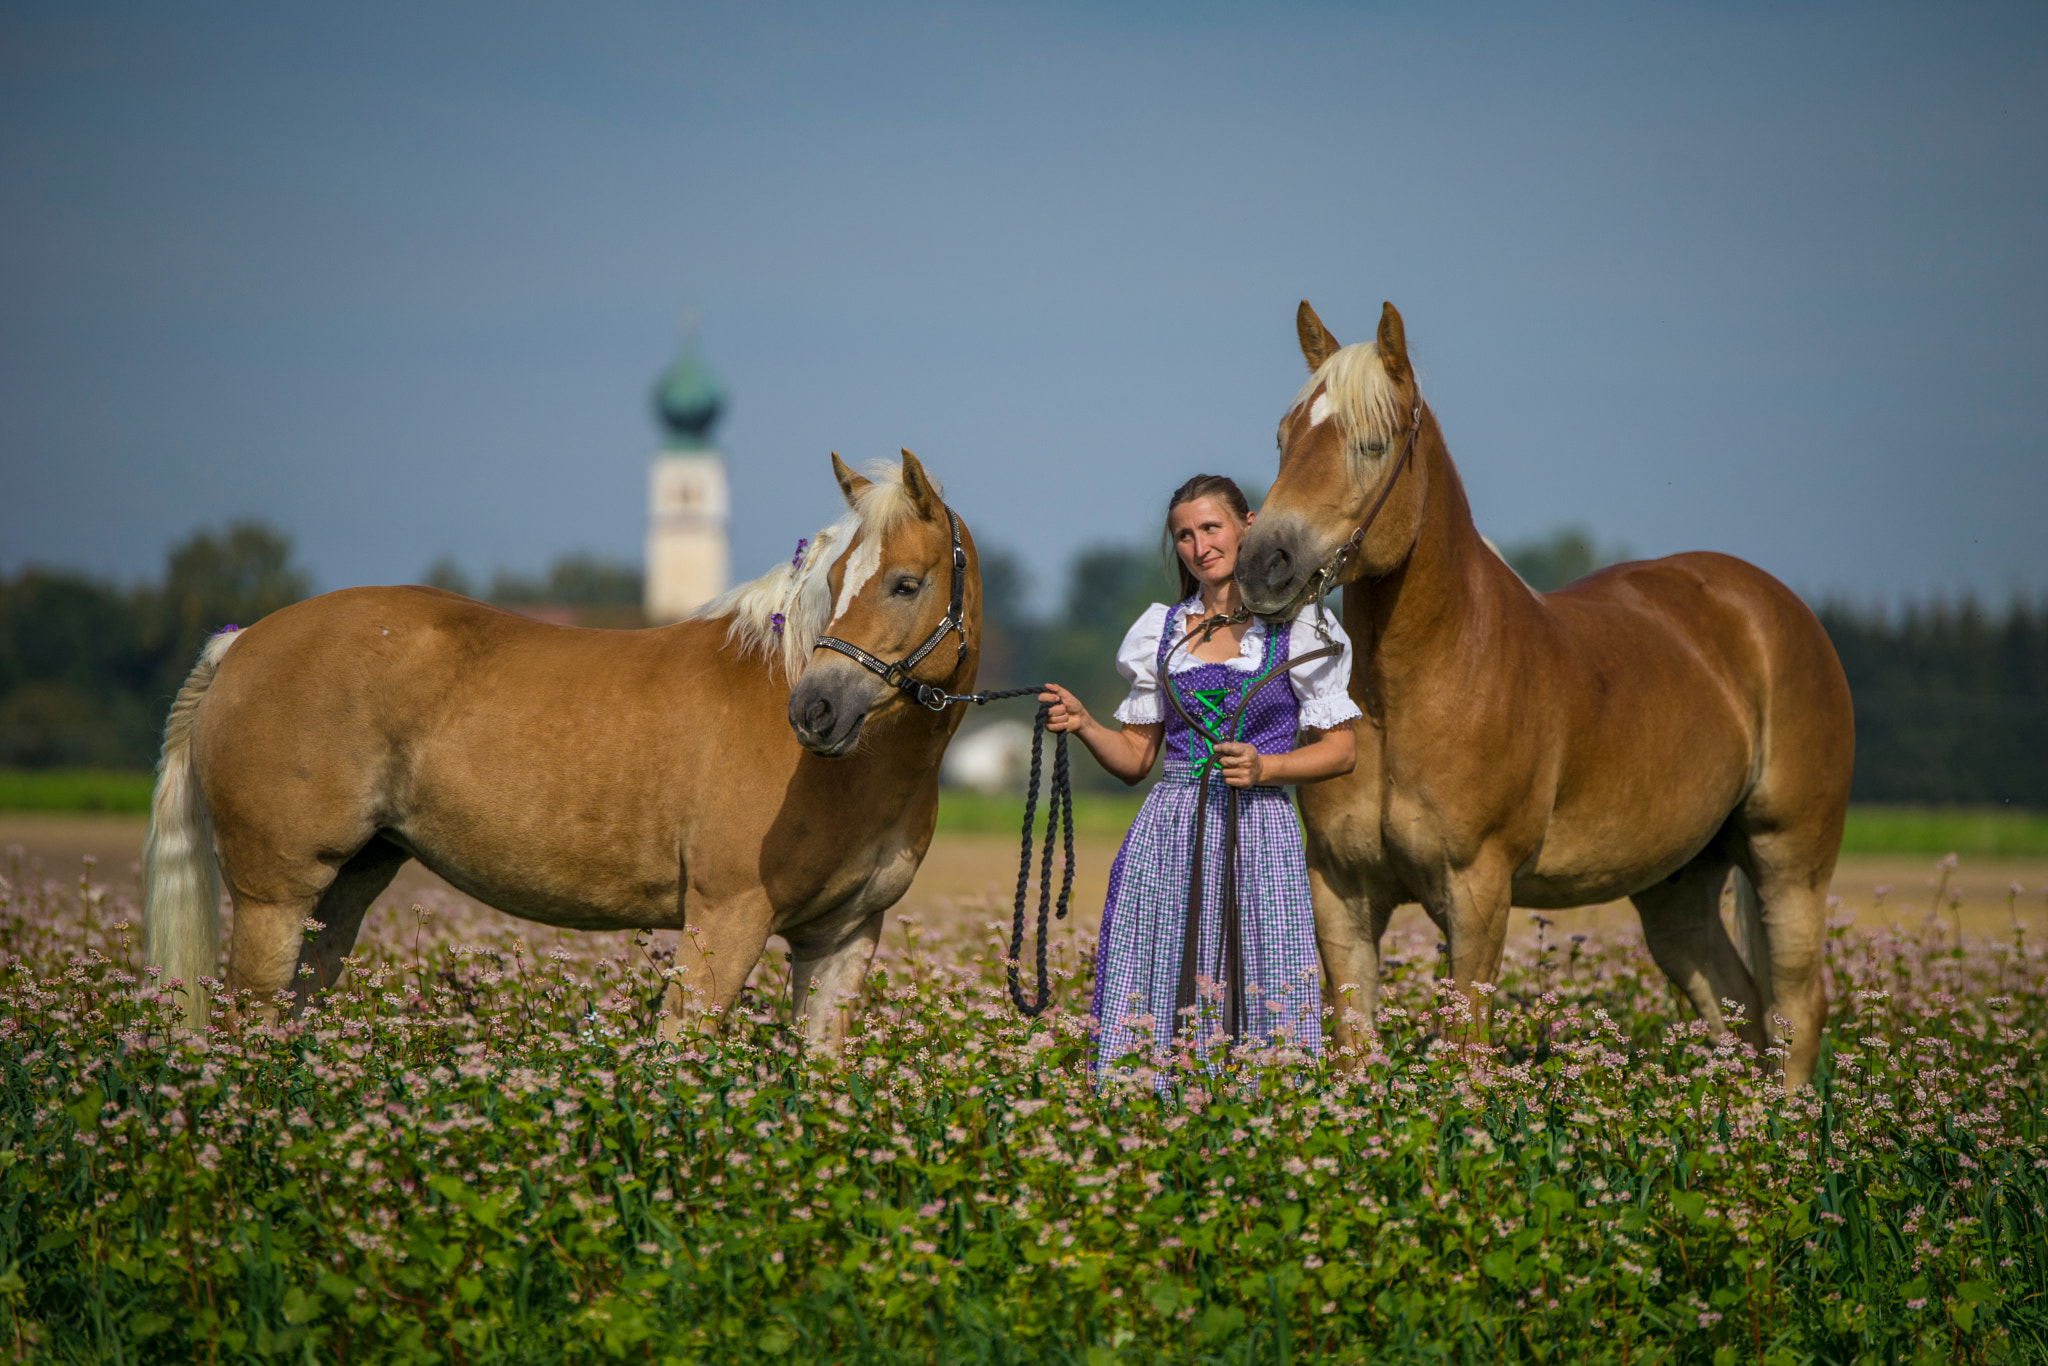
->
[[3, 523, 2042, 806]]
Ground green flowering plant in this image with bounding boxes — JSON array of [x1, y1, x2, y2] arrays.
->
[[2, 853, 2044, 1363]]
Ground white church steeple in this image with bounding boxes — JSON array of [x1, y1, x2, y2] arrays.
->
[[644, 333, 730, 623]]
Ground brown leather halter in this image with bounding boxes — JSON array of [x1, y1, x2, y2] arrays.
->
[[1268, 393, 1426, 622]]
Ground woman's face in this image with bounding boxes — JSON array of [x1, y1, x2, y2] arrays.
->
[[1170, 495, 1251, 590]]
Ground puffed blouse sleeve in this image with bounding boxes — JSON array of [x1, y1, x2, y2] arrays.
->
[[1287, 613, 1364, 731], [1110, 603, 1172, 725]]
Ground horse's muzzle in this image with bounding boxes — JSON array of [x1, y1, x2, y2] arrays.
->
[[1236, 520, 1308, 617], [787, 670, 873, 757]]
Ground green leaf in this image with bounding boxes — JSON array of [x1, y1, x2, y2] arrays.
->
[[281, 1285, 314, 1324], [129, 1311, 175, 1339], [34, 1228, 75, 1254], [64, 1085, 105, 1130], [1481, 1249, 1518, 1282], [758, 1325, 793, 1355], [1196, 1304, 1245, 1343], [1670, 1190, 1707, 1222]]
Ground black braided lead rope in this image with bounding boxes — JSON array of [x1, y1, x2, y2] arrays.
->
[[949, 686, 1076, 1017]]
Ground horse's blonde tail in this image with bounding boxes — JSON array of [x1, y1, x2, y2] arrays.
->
[[142, 629, 240, 1027], [1731, 867, 1774, 1039]]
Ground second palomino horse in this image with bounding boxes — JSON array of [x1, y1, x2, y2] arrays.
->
[[1237, 302, 1853, 1086], [142, 450, 979, 1044]]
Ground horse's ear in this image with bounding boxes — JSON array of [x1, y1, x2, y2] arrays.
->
[[831, 452, 871, 508], [1376, 302, 1412, 385], [898, 449, 940, 519], [1297, 301, 1342, 373]]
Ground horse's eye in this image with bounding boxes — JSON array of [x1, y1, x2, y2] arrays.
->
[[1364, 438, 1388, 456], [892, 577, 922, 597]]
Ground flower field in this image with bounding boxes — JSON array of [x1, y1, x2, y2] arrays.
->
[[3, 853, 2046, 1364]]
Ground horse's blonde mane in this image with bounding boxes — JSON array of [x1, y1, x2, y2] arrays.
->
[[1289, 342, 1403, 463], [693, 460, 932, 680]]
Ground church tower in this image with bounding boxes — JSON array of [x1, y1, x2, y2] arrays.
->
[[644, 338, 730, 622]]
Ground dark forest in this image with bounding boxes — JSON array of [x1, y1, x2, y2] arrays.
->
[[3, 525, 2041, 807]]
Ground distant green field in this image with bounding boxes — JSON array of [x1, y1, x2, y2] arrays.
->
[[1839, 804, 2048, 857], [6, 773, 2045, 857], [934, 788, 1145, 840], [940, 790, 2048, 857], [0, 769, 154, 814]]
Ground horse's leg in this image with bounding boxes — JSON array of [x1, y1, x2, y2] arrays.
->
[[1439, 860, 1515, 1037], [1736, 833, 1833, 1088], [656, 893, 775, 1042], [1630, 855, 1766, 1053], [216, 890, 318, 1023], [1310, 862, 1394, 1063], [295, 835, 410, 1001], [787, 908, 888, 1050], [221, 835, 402, 1025]]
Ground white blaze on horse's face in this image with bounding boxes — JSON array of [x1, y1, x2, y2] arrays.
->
[[1308, 390, 1334, 427], [831, 530, 884, 624]]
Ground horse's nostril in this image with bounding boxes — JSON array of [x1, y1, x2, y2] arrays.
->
[[1258, 545, 1292, 588], [804, 696, 834, 735]]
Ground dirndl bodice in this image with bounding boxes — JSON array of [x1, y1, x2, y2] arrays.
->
[[1157, 605, 1302, 781]]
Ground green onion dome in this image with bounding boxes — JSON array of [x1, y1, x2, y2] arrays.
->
[[653, 344, 725, 451]]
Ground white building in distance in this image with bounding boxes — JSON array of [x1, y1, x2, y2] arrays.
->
[[644, 340, 730, 622]]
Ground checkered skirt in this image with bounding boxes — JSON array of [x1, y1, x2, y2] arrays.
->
[[1090, 760, 1323, 1072]]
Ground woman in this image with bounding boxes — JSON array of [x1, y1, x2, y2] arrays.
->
[[1040, 475, 1360, 1074]]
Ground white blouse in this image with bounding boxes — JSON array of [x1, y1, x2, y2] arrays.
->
[[1111, 600, 1364, 732]]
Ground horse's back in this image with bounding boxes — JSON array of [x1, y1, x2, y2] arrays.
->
[[189, 586, 757, 922], [1564, 552, 1854, 851], [1535, 552, 1839, 712], [199, 584, 724, 754], [1505, 551, 1852, 899]]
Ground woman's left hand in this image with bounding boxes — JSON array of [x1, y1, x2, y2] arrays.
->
[[1213, 741, 1264, 788]]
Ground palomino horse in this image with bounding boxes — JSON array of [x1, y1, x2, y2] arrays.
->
[[142, 450, 979, 1044], [1236, 302, 1853, 1086]]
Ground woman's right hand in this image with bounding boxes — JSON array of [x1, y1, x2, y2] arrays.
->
[[1038, 683, 1091, 734]]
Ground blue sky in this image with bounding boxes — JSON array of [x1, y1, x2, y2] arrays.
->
[[3, 1, 2043, 612]]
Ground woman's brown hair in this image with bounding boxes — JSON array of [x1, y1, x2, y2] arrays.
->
[[1161, 474, 1252, 603]]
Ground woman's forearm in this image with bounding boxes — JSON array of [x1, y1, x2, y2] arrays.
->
[[1258, 726, 1356, 785], [1075, 718, 1159, 786]]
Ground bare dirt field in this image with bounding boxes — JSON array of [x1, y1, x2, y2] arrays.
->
[[6, 813, 2045, 968]]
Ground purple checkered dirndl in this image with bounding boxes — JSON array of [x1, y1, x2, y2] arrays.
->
[[1089, 610, 1323, 1073]]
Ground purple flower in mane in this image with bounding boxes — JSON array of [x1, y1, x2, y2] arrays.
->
[[791, 538, 809, 570], [770, 613, 786, 635]]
